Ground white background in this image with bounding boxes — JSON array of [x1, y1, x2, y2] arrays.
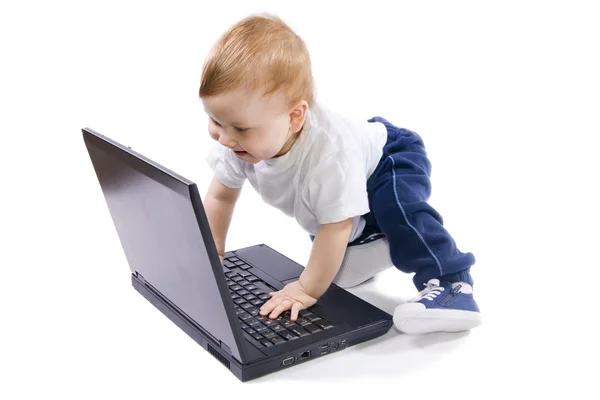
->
[[1, 0, 599, 398]]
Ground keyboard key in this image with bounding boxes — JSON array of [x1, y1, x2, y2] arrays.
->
[[264, 319, 277, 327], [245, 284, 258, 291], [253, 281, 276, 294], [296, 318, 311, 326], [255, 325, 268, 333], [271, 324, 286, 332], [252, 333, 263, 341], [231, 294, 240, 300], [230, 285, 242, 291], [247, 319, 261, 328], [237, 289, 250, 296], [313, 319, 334, 330], [241, 303, 253, 310], [228, 257, 240, 262], [239, 264, 252, 270], [262, 331, 277, 339], [238, 271, 252, 277], [303, 323, 322, 334], [247, 276, 259, 282], [243, 294, 257, 301], [238, 280, 250, 286], [248, 308, 260, 316], [243, 332, 265, 348], [289, 326, 310, 337], [279, 330, 298, 341], [241, 325, 253, 332], [251, 289, 263, 296], [224, 260, 236, 268], [258, 294, 271, 301], [260, 340, 273, 347], [231, 275, 243, 282], [251, 299, 264, 306], [234, 298, 246, 305], [282, 320, 297, 328], [268, 336, 285, 345], [238, 312, 252, 321], [303, 312, 321, 322]]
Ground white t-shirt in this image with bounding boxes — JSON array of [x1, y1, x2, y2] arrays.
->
[[206, 103, 388, 242]]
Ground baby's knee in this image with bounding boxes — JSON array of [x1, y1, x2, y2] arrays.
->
[[332, 238, 393, 288]]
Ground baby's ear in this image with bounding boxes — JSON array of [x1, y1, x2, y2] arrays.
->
[[289, 101, 308, 133]]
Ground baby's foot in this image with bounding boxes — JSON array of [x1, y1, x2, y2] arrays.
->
[[393, 279, 482, 334]]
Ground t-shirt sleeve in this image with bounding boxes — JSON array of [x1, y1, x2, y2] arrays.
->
[[206, 143, 247, 188], [306, 155, 370, 225]]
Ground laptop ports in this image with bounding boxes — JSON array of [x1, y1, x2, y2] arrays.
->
[[320, 344, 329, 350], [282, 357, 295, 366], [300, 351, 310, 360]]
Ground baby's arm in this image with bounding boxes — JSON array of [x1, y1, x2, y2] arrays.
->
[[260, 218, 353, 320], [300, 218, 353, 297], [204, 176, 242, 264]]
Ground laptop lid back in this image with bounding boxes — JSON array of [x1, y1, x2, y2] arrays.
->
[[82, 128, 248, 362]]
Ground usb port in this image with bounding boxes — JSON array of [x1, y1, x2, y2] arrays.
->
[[320, 344, 329, 350], [320, 349, 330, 356]]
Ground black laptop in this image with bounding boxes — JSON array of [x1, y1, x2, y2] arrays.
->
[[82, 127, 393, 381]]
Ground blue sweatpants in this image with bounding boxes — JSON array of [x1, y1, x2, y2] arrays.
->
[[362, 116, 475, 290]]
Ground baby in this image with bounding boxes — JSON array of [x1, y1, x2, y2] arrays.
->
[[200, 14, 481, 334]]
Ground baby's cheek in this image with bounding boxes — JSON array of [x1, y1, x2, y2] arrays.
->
[[208, 128, 219, 141]]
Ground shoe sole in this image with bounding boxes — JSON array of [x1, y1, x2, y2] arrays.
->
[[393, 303, 482, 334]]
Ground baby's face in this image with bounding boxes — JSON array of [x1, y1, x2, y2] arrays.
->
[[202, 89, 297, 164]]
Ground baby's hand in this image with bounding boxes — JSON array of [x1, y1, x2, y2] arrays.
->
[[259, 281, 317, 321]]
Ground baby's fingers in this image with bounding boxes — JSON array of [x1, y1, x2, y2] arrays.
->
[[290, 302, 305, 322], [259, 297, 280, 316], [269, 299, 292, 319]]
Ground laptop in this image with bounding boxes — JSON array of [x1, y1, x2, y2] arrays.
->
[[82, 127, 393, 381]]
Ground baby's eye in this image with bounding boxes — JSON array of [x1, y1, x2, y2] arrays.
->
[[234, 126, 250, 133], [210, 118, 221, 127]]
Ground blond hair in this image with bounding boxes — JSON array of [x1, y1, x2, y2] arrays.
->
[[199, 14, 315, 107]]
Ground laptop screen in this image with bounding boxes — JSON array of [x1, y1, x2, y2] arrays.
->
[[83, 128, 244, 362]]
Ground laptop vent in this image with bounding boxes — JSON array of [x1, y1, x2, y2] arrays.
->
[[207, 343, 230, 369]]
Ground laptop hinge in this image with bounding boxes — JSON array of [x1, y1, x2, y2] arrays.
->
[[135, 271, 146, 284], [220, 342, 232, 355]]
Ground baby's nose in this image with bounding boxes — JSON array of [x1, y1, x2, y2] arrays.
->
[[218, 133, 237, 148]]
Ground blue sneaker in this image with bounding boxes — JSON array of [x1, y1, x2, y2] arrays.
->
[[393, 279, 482, 334]]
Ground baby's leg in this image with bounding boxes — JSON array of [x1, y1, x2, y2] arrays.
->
[[367, 119, 475, 289], [332, 223, 393, 288], [367, 117, 480, 333]]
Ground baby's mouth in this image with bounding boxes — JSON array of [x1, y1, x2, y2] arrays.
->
[[234, 150, 247, 156]]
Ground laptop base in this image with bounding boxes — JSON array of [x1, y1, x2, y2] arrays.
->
[[132, 273, 392, 382]]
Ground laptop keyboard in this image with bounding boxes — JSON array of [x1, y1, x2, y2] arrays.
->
[[223, 256, 334, 348]]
